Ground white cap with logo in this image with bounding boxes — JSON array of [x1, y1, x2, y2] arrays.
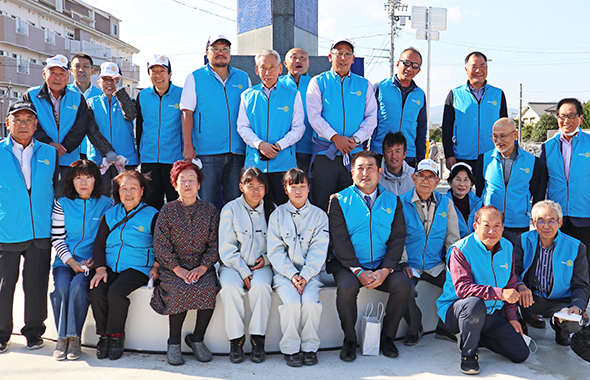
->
[[330, 38, 354, 52], [45, 54, 69, 71], [415, 159, 440, 176], [98, 62, 120, 78], [147, 54, 170, 70], [206, 34, 231, 49]]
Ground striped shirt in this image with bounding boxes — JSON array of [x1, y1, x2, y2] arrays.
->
[[50, 199, 72, 264], [532, 241, 556, 297]]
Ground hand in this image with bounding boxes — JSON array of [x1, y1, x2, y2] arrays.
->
[[501, 288, 520, 304], [568, 306, 582, 315], [365, 268, 389, 290], [183, 145, 196, 161], [173, 266, 190, 283], [83, 258, 94, 269], [243, 275, 252, 290], [445, 157, 457, 170], [187, 265, 207, 283], [249, 256, 265, 271], [331, 135, 356, 155], [291, 274, 307, 295], [114, 75, 124, 91], [403, 267, 414, 279], [516, 284, 534, 308], [509, 319, 524, 336], [49, 142, 67, 157], [66, 259, 86, 274], [356, 270, 376, 287], [149, 265, 160, 281], [259, 142, 279, 159], [89, 267, 108, 289]]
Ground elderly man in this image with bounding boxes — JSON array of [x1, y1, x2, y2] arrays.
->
[[0, 101, 58, 353], [442, 52, 508, 174], [307, 38, 377, 212], [379, 132, 415, 195], [327, 150, 410, 361], [24, 54, 89, 197], [181, 34, 251, 207], [514, 200, 589, 346], [279, 48, 313, 174], [437, 206, 529, 375], [237, 49, 305, 204], [372, 47, 427, 167], [475, 118, 546, 245], [399, 159, 460, 345]]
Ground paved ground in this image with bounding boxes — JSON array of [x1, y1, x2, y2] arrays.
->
[[2, 324, 588, 380]]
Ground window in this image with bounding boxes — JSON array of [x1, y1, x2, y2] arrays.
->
[[0, 50, 7, 56], [15, 17, 29, 35], [44, 29, 55, 44], [13, 91, 21, 99], [29, 58, 37, 64], [112, 24, 117, 35], [66, 31, 74, 39], [0, 11, 7, 16], [14, 55, 30, 74]]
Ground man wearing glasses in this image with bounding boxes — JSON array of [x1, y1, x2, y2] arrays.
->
[[306, 38, 377, 212], [180, 34, 251, 207], [372, 47, 426, 168], [441, 52, 508, 175]]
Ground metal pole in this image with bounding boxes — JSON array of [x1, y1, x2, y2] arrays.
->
[[519, 83, 523, 144], [426, 7, 432, 132], [390, 5, 395, 78]]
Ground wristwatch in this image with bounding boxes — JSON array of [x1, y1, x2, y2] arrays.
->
[[353, 136, 361, 144]]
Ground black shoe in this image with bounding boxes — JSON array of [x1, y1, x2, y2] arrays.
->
[[249, 335, 266, 363], [435, 326, 458, 343], [302, 351, 318, 366], [404, 326, 423, 346], [0, 341, 10, 354], [551, 320, 572, 346], [381, 335, 399, 358], [339, 341, 356, 362], [108, 336, 125, 360], [96, 336, 109, 359], [461, 354, 479, 375], [284, 353, 303, 367], [525, 313, 546, 329], [26, 337, 44, 350], [229, 336, 245, 364]]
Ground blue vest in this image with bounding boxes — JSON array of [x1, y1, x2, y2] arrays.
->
[[520, 230, 578, 300], [401, 190, 450, 271], [279, 73, 313, 154], [373, 78, 425, 157], [543, 132, 590, 218], [313, 70, 368, 155], [336, 184, 399, 269], [242, 82, 298, 173], [192, 64, 249, 155], [481, 146, 535, 228], [104, 203, 158, 276], [87, 94, 138, 166], [68, 84, 102, 156], [138, 84, 184, 164], [27, 86, 83, 166], [0, 137, 56, 243], [451, 83, 503, 160], [447, 189, 481, 238], [437, 234, 513, 322], [53, 196, 113, 268]]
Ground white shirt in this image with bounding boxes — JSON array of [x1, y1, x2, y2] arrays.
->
[[306, 69, 377, 143], [11, 136, 34, 190]]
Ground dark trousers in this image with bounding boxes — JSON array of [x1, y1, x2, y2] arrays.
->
[[503, 227, 529, 248], [561, 217, 590, 278], [141, 163, 178, 210], [0, 244, 51, 342], [296, 153, 312, 175], [332, 267, 411, 342], [404, 271, 447, 335], [55, 166, 71, 199], [88, 267, 148, 335], [267, 172, 288, 206], [524, 296, 582, 337], [311, 155, 353, 212], [445, 297, 528, 363]]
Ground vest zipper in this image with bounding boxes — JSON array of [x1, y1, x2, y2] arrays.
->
[[490, 252, 498, 312], [266, 91, 271, 173], [115, 219, 127, 272], [420, 200, 436, 272], [476, 94, 482, 157], [369, 206, 374, 270], [28, 189, 36, 239], [224, 86, 232, 152], [398, 87, 405, 133], [157, 95, 162, 162], [341, 79, 346, 136], [109, 100, 113, 145], [71, 199, 87, 258]]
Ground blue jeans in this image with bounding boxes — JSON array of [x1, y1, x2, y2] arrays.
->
[[50, 265, 91, 338], [197, 153, 244, 207]]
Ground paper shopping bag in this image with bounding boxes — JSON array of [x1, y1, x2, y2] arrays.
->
[[360, 302, 385, 355]]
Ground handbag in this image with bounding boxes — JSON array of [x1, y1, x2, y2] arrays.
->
[[360, 302, 385, 355]]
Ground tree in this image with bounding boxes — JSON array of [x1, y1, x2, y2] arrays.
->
[[582, 101, 590, 130], [516, 118, 532, 142], [429, 127, 442, 143], [531, 113, 558, 142]]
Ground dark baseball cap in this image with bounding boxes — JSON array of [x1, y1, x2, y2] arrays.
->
[[8, 101, 37, 116]]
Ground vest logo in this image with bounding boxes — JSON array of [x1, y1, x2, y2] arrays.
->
[[238, 84, 244, 89], [136, 225, 145, 232], [39, 159, 50, 165], [500, 263, 509, 269], [413, 99, 421, 106], [520, 167, 531, 174], [169, 103, 179, 109], [356, 91, 362, 96], [279, 106, 289, 112], [563, 260, 574, 266], [382, 207, 392, 214], [67, 105, 78, 111], [489, 100, 497, 106], [441, 211, 447, 218], [584, 152, 590, 158]]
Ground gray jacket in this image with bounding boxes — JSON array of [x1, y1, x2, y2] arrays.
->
[[379, 158, 415, 195]]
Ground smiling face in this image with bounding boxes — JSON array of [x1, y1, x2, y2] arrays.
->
[[532, 206, 562, 245], [465, 54, 488, 88], [255, 54, 282, 89], [73, 174, 96, 200], [396, 50, 421, 85], [352, 156, 382, 195], [118, 177, 144, 211], [474, 208, 504, 251], [450, 169, 472, 199], [98, 76, 117, 97], [557, 102, 583, 136], [329, 42, 355, 77], [43, 67, 69, 94], [148, 65, 171, 93], [284, 48, 310, 77], [206, 40, 231, 69], [491, 119, 517, 155]]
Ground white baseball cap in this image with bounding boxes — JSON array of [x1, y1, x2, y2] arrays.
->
[[206, 34, 231, 49], [45, 54, 69, 71], [147, 54, 170, 70], [415, 159, 439, 176], [330, 38, 354, 52], [98, 62, 120, 78]]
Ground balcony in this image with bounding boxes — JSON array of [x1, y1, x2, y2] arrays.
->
[[67, 39, 111, 59]]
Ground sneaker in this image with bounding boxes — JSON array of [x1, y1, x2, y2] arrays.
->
[[108, 336, 125, 360], [96, 336, 109, 359], [302, 351, 318, 366], [53, 338, 68, 360], [339, 341, 356, 362], [249, 335, 266, 363], [26, 337, 45, 350], [185, 334, 212, 362], [284, 353, 303, 367], [167, 343, 184, 366], [229, 336, 245, 364], [67, 337, 82, 360], [0, 341, 9, 354], [460, 354, 479, 375]]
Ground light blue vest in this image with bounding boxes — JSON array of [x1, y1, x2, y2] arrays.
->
[[87, 94, 138, 166], [520, 230, 578, 300], [68, 84, 102, 157], [242, 82, 298, 173], [104, 203, 158, 276], [481, 146, 535, 228], [451, 83, 503, 160], [0, 137, 56, 243], [447, 189, 481, 238], [53, 196, 114, 268], [336, 184, 399, 269], [401, 190, 450, 270], [437, 234, 513, 322], [192, 64, 249, 155], [28, 86, 83, 166], [138, 84, 184, 164], [279, 73, 313, 154], [373, 78, 425, 157], [543, 132, 590, 218], [313, 70, 368, 155]]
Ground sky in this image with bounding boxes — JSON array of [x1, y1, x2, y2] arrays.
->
[[87, 0, 590, 119]]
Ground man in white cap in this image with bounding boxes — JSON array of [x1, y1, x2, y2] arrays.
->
[[24, 54, 89, 197], [306, 38, 377, 212], [136, 54, 183, 209], [399, 158, 460, 346], [181, 34, 251, 207]]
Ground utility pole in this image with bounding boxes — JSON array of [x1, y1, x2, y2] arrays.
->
[[519, 83, 523, 144], [385, 0, 408, 77]]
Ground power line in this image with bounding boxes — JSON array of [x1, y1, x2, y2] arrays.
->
[[170, 0, 236, 22]]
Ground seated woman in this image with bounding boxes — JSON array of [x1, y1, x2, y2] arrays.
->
[[50, 160, 113, 361], [88, 170, 159, 360], [446, 162, 482, 238], [267, 168, 329, 367], [150, 161, 220, 366], [219, 167, 275, 364]]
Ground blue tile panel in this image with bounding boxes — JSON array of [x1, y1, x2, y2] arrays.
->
[[294, 0, 318, 35], [238, 0, 272, 34]]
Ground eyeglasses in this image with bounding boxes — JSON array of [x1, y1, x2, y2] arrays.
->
[[490, 131, 515, 140], [415, 174, 438, 183], [331, 51, 353, 59], [535, 219, 558, 227], [556, 114, 579, 121], [399, 59, 421, 69], [10, 118, 35, 126], [208, 46, 230, 53]]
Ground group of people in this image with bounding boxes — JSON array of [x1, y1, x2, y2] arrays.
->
[[0, 32, 588, 376]]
